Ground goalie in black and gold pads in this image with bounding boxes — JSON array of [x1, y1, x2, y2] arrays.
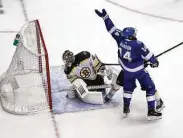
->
[[62, 50, 121, 104]]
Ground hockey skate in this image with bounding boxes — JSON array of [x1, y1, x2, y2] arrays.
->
[[156, 98, 165, 112], [123, 104, 130, 118], [147, 109, 162, 121]]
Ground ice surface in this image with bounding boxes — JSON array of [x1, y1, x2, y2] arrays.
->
[[1, 0, 183, 138]]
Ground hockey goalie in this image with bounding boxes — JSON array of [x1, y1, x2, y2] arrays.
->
[[62, 50, 121, 104]]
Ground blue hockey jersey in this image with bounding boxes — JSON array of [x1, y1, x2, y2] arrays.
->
[[103, 16, 157, 72]]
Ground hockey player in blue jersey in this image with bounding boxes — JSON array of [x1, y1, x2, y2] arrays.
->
[[95, 9, 162, 120]]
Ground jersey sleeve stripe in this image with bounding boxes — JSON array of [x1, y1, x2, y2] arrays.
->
[[109, 26, 116, 34], [144, 52, 153, 61], [103, 14, 109, 20]]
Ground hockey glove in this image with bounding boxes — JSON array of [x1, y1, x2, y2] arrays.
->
[[95, 9, 108, 20], [144, 60, 159, 68], [150, 61, 159, 68]]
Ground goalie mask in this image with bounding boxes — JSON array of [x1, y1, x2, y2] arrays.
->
[[62, 50, 75, 67]]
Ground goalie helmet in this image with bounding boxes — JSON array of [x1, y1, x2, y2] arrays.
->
[[121, 27, 137, 40], [62, 50, 75, 67]]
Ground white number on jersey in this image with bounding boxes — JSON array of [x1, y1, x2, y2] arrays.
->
[[123, 51, 132, 62], [118, 47, 132, 62]]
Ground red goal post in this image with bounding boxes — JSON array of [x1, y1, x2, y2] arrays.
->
[[36, 20, 52, 110], [0, 20, 52, 114]]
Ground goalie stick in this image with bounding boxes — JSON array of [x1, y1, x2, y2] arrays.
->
[[56, 84, 112, 92], [104, 41, 183, 66]]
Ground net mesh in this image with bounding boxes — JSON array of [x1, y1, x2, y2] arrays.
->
[[0, 20, 52, 114]]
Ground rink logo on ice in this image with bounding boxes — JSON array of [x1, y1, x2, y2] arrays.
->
[[0, 0, 4, 14]]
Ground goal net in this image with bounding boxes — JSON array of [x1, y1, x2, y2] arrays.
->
[[0, 20, 52, 115]]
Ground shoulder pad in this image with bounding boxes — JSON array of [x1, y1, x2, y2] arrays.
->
[[77, 51, 90, 58], [134, 40, 145, 48], [82, 51, 90, 56], [136, 40, 143, 45], [74, 51, 90, 64]]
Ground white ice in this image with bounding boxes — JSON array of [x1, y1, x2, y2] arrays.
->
[[1, 0, 183, 138]]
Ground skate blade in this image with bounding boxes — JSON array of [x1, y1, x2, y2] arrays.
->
[[148, 116, 162, 121], [156, 105, 165, 112]]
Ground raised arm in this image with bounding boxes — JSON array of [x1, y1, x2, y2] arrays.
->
[[95, 9, 123, 44]]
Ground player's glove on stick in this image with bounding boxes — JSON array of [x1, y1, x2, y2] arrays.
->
[[95, 9, 108, 20], [144, 59, 159, 68], [150, 61, 159, 68]]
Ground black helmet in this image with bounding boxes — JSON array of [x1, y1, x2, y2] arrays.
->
[[62, 50, 75, 67]]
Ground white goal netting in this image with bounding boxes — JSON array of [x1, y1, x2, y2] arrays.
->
[[0, 20, 52, 115]]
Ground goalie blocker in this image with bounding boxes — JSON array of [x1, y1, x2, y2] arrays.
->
[[63, 50, 121, 104]]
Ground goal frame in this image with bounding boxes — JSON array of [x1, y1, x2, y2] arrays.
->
[[36, 19, 52, 110], [0, 19, 53, 114]]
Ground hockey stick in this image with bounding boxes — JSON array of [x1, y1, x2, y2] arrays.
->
[[155, 41, 183, 58], [57, 84, 112, 92], [104, 41, 183, 66]]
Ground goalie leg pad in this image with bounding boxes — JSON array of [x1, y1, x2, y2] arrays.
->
[[72, 78, 104, 104], [82, 92, 104, 104], [72, 78, 89, 98], [104, 72, 121, 102], [111, 72, 121, 91]]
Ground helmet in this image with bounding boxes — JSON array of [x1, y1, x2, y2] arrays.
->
[[121, 27, 137, 39], [62, 50, 75, 67]]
